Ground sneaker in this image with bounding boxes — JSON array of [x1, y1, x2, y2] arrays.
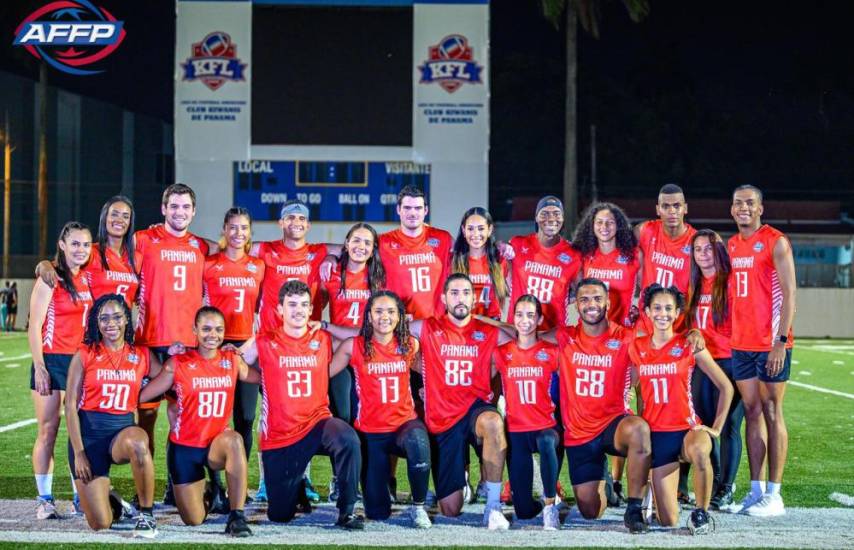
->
[[483, 503, 510, 530], [409, 505, 432, 529], [36, 497, 60, 520], [336, 512, 365, 530], [677, 490, 695, 507], [687, 508, 713, 535], [304, 476, 320, 503], [255, 480, 268, 503], [108, 490, 135, 523], [296, 480, 313, 515], [736, 490, 765, 514], [605, 473, 621, 507], [162, 480, 176, 507], [327, 476, 339, 503], [710, 485, 735, 511], [623, 504, 648, 534], [225, 510, 253, 537], [555, 481, 567, 502], [425, 490, 437, 508], [72, 493, 83, 516], [388, 477, 398, 504], [641, 489, 654, 524], [207, 483, 230, 515], [542, 503, 559, 531], [612, 480, 626, 506], [744, 493, 785, 517], [133, 513, 158, 539], [500, 481, 513, 505]]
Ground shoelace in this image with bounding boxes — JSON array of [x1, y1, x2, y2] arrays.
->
[[685, 511, 717, 533]]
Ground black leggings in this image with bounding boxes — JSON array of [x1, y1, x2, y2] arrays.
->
[[694, 358, 745, 489], [225, 339, 259, 458]]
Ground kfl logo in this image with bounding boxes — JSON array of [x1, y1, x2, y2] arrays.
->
[[182, 32, 247, 91], [418, 34, 483, 93], [13, 0, 125, 75]]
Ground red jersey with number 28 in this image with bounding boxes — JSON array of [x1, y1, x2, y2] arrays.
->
[[42, 270, 93, 355], [203, 253, 265, 340], [495, 340, 558, 432], [419, 316, 497, 434], [256, 241, 328, 333], [84, 243, 140, 306], [322, 263, 373, 327], [350, 336, 418, 433], [582, 248, 640, 327], [77, 343, 149, 414]]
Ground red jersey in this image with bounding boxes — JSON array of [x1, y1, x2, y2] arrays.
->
[[691, 275, 732, 358], [379, 227, 453, 320], [135, 225, 209, 348], [322, 263, 373, 327], [350, 336, 418, 433], [419, 316, 497, 433], [638, 221, 696, 293], [728, 225, 794, 351], [465, 254, 507, 319], [170, 349, 239, 448], [203, 252, 265, 341], [42, 270, 93, 355], [256, 329, 333, 450], [256, 241, 328, 333], [77, 343, 149, 414], [84, 243, 140, 306], [582, 248, 640, 327], [494, 340, 558, 432], [557, 323, 634, 445], [509, 234, 581, 330], [629, 334, 699, 432]]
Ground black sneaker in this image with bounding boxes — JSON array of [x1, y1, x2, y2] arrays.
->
[[605, 472, 621, 508], [623, 504, 648, 534], [208, 484, 230, 515], [296, 480, 312, 515], [225, 511, 253, 538], [687, 508, 712, 535], [710, 486, 734, 511], [336, 512, 365, 530], [613, 480, 626, 506], [133, 513, 158, 539], [108, 490, 134, 524]]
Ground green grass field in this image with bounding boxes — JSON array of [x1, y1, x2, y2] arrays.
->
[[0, 333, 852, 508]]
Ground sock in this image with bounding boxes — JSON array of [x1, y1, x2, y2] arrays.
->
[[766, 482, 781, 496], [750, 480, 766, 495], [140, 506, 154, 516], [70, 472, 78, 497], [229, 508, 245, 517], [627, 497, 643, 508], [35, 474, 53, 499], [486, 481, 502, 507]]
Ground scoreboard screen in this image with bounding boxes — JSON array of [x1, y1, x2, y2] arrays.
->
[[234, 160, 430, 222]]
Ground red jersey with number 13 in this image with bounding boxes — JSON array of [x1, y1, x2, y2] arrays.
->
[[495, 340, 558, 432], [350, 336, 418, 433]]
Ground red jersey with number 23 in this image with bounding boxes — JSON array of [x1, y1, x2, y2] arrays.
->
[[203, 253, 265, 340], [77, 343, 149, 414], [350, 335, 418, 433], [495, 340, 558, 432]]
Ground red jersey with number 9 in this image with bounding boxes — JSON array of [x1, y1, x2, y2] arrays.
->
[[557, 323, 633, 445], [84, 243, 140, 306], [582, 248, 640, 327], [256, 241, 328, 333], [691, 275, 732, 358], [77, 343, 149, 414], [350, 335, 418, 433], [170, 349, 239, 448], [466, 254, 507, 319], [203, 252, 265, 341], [256, 329, 333, 450], [495, 340, 558, 432], [419, 316, 497, 434], [322, 263, 373, 327], [42, 270, 93, 355]]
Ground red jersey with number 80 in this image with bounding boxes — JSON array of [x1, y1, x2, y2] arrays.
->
[[77, 343, 149, 414], [322, 264, 373, 327], [495, 340, 558, 432], [557, 323, 633, 445], [203, 252, 265, 341], [350, 335, 417, 433], [42, 270, 93, 355], [629, 334, 699, 432], [170, 349, 239, 448], [419, 316, 497, 434], [84, 243, 140, 306], [256, 329, 333, 450], [256, 241, 328, 333], [582, 248, 640, 327], [691, 275, 732, 359]]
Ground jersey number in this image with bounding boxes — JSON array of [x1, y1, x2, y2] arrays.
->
[[115, 284, 129, 298], [379, 376, 400, 404], [526, 276, 554, 303], [575, 369, 605, 398], [346, 302, 361, 325], [696, 305, 710, 329], [736, 272, 749, 297], [655, 267, 674, 288], [287, 370, 312, 398], [478, 286, 491, 307], [81, 304, 89, 327], [444, 359, 473, 387], [409, 267, 431, 293], [173, 265, 186, 292], [233, 288, 246, 313], [198, 391, 227, 418], [650, 377, 669, 404], [99, 383, 130, 411], [515, 380, 537, 404]]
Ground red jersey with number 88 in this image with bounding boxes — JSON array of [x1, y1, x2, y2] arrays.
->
[[42, 270, 93, 355], [203, 252, 265, 340], [323, 264, 373, 327], [350, 335, 417, 433], [495, 340, 558, 432], [84, 243, 140, 306], [77, 343, 149, 414]]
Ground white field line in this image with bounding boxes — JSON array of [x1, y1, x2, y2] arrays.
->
[[0, 418, 37, 433], [0, 354, 31, 363], [789, 381, 854, 400]]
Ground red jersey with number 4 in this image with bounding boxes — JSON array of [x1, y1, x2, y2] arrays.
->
[[203, 253, 265, 340], [379, 227, 453, 320], [350, 336, 418, 433], [256, 241, 328, 333], [509, 234, 581, 330], [691, 275, 732, 358], [420, 316, 498, 434], [42, 270, 93, 354], [323, 264, 373, 327], [582, 248, 640, 327], [466, 254, 507, 319], [170, 349, 239, 448], [256, 329, 333, 450], [728, 225, 794, 352], [495, 340, 558, 432], [84, 243, 140, 306], [135, 225, 208, 348], [77, 343, 149, 414], [557, 323, 633, 445], [629, 334, 699, 432]]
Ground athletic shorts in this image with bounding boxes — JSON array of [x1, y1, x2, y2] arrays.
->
[[30, 353, 72, 392], [650, 429, 688, 468], [69, 410, 134, 479], [565, 414, 628, 485], [430, 399, 498, 500], [168, 441, 212, 485], [732, 348, 792, 383]]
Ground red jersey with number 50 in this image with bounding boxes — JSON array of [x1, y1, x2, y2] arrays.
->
[[420, 316, 498, 434], [495, 340, 558, 432], [691, 275, 732, 359], [728, 225, 794, 352], [322, 264, 373, 327], [466, 254, 507, 319], [135, 225, 208, 348], [256, 330, 333, 450], [509, 234, 581, 330], [557, 323, 633, 445], [350, 336, 417, 433], [170, 349, 239, 448], [203, 253, 265, 340], [379, 227, 452, 320], [84, 243, 140, 306], [582, 248, 640, 327], [629, 334, 698, 432], [42, 270, 93, 354], [77, 343, 149, 414], [256, 241, 328, 333]]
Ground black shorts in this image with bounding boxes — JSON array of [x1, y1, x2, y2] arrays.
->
[[430, 399, 498, 500], [565, 414, 628, 485], [733, 349, 792, 382], [69, 410, 135, 479], [8, 306, 16, 315], [30, 354, 72, 392], [650, 430, 688, 468], [168, 441, 212, 485]]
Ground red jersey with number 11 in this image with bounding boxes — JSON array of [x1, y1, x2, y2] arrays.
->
[[350, 336, 418, 433], [77, 343, 149, 414], [495, 340, 558, 432]]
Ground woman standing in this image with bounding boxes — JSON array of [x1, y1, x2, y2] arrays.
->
[[451, 207, 508, 320]]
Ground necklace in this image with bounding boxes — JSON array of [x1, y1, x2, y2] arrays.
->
[[103, 343, 126, 371]]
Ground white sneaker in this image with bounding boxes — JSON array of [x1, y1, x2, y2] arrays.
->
[[736, 490, 765, 514], [641, 488, 654, 523], [484, 503, 510, 530], [744, 493, 786, 517], [462, 482, 473, 504], [36, 498, 59, 520], [542, 503, 559, 531], [409, 505, 432, 529], [133, 513, 158, 538]]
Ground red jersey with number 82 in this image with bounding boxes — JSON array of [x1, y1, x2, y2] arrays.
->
[[350, 335, 417, 433], [203, 253, 265, 340], [420, 316, 497, 434], [170, 349, 239, 448], [323, 264, 373, 327], [77, 343, 149, 414], [256, 242, 328, 333], [495, 340, 558, 432], [84, 243, 140, 306], [42, 270, 93, 355]]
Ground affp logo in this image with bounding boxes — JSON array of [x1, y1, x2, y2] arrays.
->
[[182, 32, 247, 91], [418, 34, 482, 93], [13, 0, 125, 76]]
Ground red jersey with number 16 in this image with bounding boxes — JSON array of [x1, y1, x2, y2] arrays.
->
[[84, 243, 140, 306], [42, 270, 93, 355], [77, 343, 149, 414], [350, 335, 418, 433], [495, 340, 558, 432], [256, 241, 328, 333], [582, 248, 640, 327], [203, 253, 265, 341], [322, 264, 373, 327]]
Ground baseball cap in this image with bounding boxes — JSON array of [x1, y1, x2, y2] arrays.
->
[[280, 199, 309, 219], [535, 195, 564, 217]]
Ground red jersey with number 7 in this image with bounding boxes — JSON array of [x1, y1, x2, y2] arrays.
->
[[256, 241, 328, 333], [350, 335, 418, 433], [203, 252, 265, 341], [84, 243, 140, 306], [495, 340, 558, 432], [77, 343, 149, 414], [322, 263, 373, 327], [42, 269, 93, 355]]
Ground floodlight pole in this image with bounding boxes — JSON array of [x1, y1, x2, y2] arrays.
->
[[2, 114, 10, 279]]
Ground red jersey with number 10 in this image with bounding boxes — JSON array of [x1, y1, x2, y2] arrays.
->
[[77, 343, 149, 414], [42, 269, 93, 354], [203, 253, 265, 340], [322, 264, 373, 327], [495, 340, 558, 432], [350, 336, 418, 433], [638, 221, 696, 294], [582, 248, 640, 327], [84, 243, 140, 306], [256, 241, 328, 333]]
